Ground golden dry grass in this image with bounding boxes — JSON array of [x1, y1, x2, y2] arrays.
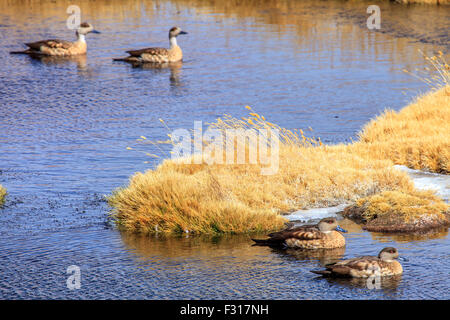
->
[[352, 189, 449, 222], [109, 54, 449, 235], [109, 142, 416, 234], [354, 52, 449, 173], [108, 114, 417, 234], [354, 85, 450, 173], [0, 185, 6, 206]]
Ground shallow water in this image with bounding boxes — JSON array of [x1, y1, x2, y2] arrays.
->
[[0, 0, 449, 299], [1, 222, 449, 299]]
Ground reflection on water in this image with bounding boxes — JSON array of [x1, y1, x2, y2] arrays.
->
[[322, 275, 403, 293], [121, 60, 184, 87], [27, 54, 88, 70], [277, 247, 346, 266], [0, 0, 449, 299], [119, 228, 447, 299], [371, 228, 449, 243], [340, 218, 450, 243]]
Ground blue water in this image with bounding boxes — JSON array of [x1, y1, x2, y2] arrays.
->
[[0, 0, 449, 299]]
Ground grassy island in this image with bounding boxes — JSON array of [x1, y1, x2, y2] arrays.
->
[[109, 56, 449, 235]]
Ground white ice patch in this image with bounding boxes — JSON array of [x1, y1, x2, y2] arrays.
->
[[394, 165, 450, 202], [284, 165, 449, 225], [285, 204, 348, 223]]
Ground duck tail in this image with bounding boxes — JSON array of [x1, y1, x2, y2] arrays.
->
[[252, 239, 274, 246], [113, 57, 141, 63], [251, 238, 271, 246], [310, 270, 332, 277], [251, 238, 284, 247], [10, 50, 31, 54]]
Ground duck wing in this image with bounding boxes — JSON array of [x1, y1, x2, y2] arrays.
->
[[26, 39, 72, 51], [252, 225, 323, 246], [326, 256, 381, 276], [126, 47, 169, 57], [268, 225, 323, 240]]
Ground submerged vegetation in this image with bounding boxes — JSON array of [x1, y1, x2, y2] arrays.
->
[[0, 185, 6, 206], [109, 54, 450, 235]]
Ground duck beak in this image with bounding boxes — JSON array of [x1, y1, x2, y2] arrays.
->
[[91, 30, 101, 34], [335, 225, 347, 233], [179, 31, 188, 35]]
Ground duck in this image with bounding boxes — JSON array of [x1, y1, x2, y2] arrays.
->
[[10, 22, 100, 56], [311, 247, 403, 278], [252, 217, 347, 249], [113, 26, 187, 64]]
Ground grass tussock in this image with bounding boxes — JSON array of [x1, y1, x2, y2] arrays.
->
[[109, 143, 416, 234], [108, 110, 417, 234], [109, 54, 450, 235], [355, 52, 449, 173], [108, 169, 287, 234], [0, 185, 6, 206], [343, 189, 450, 232], [355, 85, 450, 173], [352, 189, 448, 222]]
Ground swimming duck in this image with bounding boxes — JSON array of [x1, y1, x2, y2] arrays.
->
[[311, 247, 403, 278], [10, 22, 100, 56], [252, 217, 347, 249], [113, 26, 187, 63]]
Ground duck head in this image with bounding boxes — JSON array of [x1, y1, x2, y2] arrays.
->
[[77, 22, 101, 36], [317, 217, 347, 233], [378, 247, 399, 261], [169, 26, 188, 39]]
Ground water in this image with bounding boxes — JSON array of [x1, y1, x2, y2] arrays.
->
[[0, 0, 449, 299]]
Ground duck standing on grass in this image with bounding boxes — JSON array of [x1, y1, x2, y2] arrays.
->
[[113, 27, 187, 64], [10, 22, 100, 56], [252, 217, 347, 249], [311, 247, 403, 278]]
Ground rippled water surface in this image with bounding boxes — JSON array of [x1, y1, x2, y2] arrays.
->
[[0, 0, 449, 299]]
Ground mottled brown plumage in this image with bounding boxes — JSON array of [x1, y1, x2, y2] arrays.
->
[[114, 26, 187, 64], [126, 47, 170, 57], [10, 22, 99, 56], [311, 247, 403, 278], [252, 217, 347, 249], [25, 39, 72, 51]]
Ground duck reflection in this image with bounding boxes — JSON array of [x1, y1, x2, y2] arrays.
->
[[322, 274, 402, 292], [121, 231, 258, 259], [120, 60, 183, 87], [27, 53, 88, 71], [370, 227, 449, 243], [272, 247, 346, 266]]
